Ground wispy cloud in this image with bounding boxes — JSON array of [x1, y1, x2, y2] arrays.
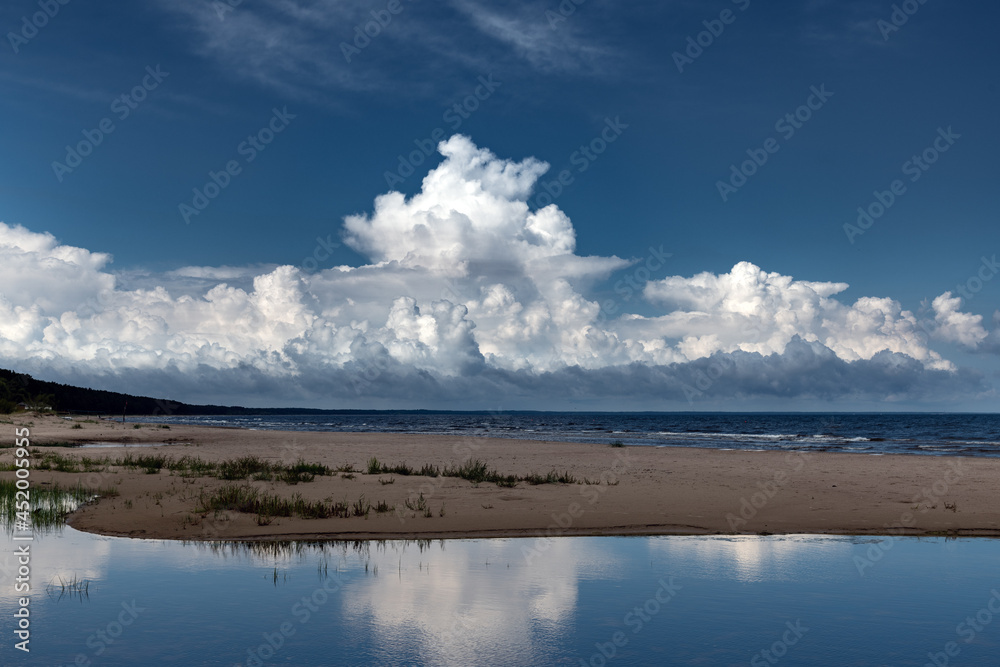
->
[[157, 0, 620, 101], [449, 0, 616, 76]]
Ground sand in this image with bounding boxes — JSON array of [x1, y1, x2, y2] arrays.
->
[[3, 413, 999, 541]]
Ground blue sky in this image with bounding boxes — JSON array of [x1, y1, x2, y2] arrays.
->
[[1, 0, 998, 410]]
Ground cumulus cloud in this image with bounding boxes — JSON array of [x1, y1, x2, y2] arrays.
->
[[930, 292, 989, 349], [0, 137, 992, 408], [641, 262, 952, 370]]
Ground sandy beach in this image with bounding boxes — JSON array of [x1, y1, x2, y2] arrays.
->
[[3, 413, 998, 541]]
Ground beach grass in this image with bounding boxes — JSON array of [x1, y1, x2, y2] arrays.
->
[[0, 479, 117, 530], [197, 484, 391, 521]]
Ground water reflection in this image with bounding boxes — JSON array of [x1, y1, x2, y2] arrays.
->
[[647, 534, 854, 583], [2, 529, 999, 665], [343, 538, 584, 667]]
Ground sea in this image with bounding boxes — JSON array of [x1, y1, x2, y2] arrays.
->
[[137, 412, 1000, 458]]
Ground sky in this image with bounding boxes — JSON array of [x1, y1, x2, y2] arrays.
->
[[0, 0, 998, 410]]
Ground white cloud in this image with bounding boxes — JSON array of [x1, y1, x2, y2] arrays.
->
[[930, 292, 989, 349], [449, 0, 616, 75], [343, 539, 589, 665], [0, 137, 992, 407], [158, 0, 615, 100], [641, 261, 953, 370]]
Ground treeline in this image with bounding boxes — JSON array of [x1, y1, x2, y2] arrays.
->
[[0, 368, 483, 416], [0, 369, 189, 415], [0, 369, 280, 415]]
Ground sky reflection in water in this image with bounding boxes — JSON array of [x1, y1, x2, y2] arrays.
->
[[1, 529, 998, 666]]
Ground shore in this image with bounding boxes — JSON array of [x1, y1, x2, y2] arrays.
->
[[3, 413, 999, 541]]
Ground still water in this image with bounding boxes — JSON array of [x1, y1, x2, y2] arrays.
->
[[2, 529, 999, 666]]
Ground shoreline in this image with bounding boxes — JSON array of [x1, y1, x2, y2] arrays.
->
[[3, 414, 999, 541]]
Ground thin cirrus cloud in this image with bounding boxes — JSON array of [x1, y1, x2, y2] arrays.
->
[[0, 135, 994, 408], [156, 0, 618, 100]]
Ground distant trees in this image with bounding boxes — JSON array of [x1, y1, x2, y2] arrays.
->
[[0, 377, 17, 414], [23, 393, 55, 412], [0, 372, 54, 413], [0, 368, 182, 415]]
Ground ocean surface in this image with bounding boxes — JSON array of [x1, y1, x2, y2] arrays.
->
[[137, 412, 1000, 458]]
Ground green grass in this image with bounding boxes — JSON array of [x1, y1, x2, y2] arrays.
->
[[281, 469, 315, 485], [168, 455, 216, 477], [404, 493, 427, 512], [523, 470, 577, 485], [352, 495, 371, 518], [197, 484, 389, 521], [442, 459, 519, 487], [35, 453, 84, 472], [29, 451, 330, 485], [288, 460, 330, 476], [442, 459, 493, 483], [0, 479, 117, 530], [364, 456, 578, 488], [366, 457, 415, 476], [217, 455, 276, 480], [418, 463, 441, 477], [115, 453, 170, 471]]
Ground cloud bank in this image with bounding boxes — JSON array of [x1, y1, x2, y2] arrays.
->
[[0, 135, 994, 408]]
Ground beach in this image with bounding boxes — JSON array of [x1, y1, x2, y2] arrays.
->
[[4, 414, 999, 541]]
